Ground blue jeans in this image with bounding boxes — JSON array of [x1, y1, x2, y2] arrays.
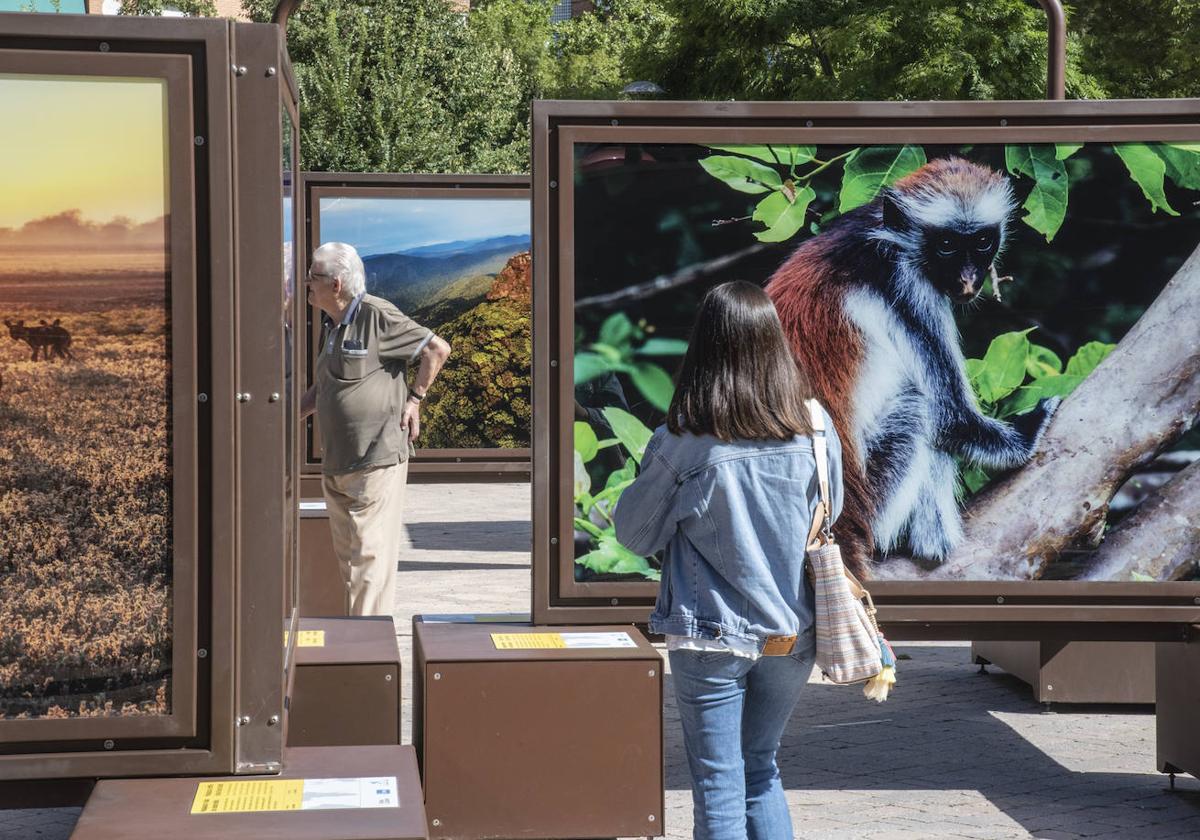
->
[[669, 646, 814, 840]]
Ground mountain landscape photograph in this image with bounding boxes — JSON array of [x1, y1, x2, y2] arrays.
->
[[316, 197, 532, 449]]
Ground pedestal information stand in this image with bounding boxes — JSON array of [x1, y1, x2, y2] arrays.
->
[[299, 500, 349, 617], [1156, 628, 1200, 782], [71, 745, 428, 840], [972, 640, 1155, 704], [289, 618, 402, 747], [413, 620, 664, 839]]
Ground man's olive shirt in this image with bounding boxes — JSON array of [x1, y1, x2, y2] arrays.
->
[[316, 293, 433, 475]]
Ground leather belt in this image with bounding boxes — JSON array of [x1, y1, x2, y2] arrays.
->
[[761, 635, 798, 657]]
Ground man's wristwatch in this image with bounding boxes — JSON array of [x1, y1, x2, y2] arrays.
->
[[408, 390, 426, 403]]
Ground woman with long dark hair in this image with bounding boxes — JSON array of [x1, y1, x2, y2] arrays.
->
[[614, 280, 844, 840]]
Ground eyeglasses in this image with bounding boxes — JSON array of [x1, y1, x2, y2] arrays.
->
[[305, 270, 332, 285]]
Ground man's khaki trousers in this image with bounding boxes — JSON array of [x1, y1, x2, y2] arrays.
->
[[322, 460, 409, 616]]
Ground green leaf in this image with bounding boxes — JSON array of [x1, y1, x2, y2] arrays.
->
[[965, 357, 986, 386], [574, 351, 610, 384], [838, 145, 927, 212], [753, 185, 816, 243], [573, 450, 590, 499], [1056, 143, 1084, 160], [708, 144, 815, 166], [599, 312, 636, 348], [574, 516, 603, 538], [1006, 144, 1069, 241], [604, 458, 637, 491], [590, 342, 624, 364], [699, 155, 782, 194], [1064, 341, 1116, 378], [999, 374, 1083, 417], [974, 329, 1034, 404], [1115, 143, 1179, 216], [960, 464, 992, 495], [1155, 144, 1200, 190], [1026, 344, 1063, 379], [636, 338, 689, 356], [574, 421, 599, 463], [575, 534, 660, 580], [630, 362, 675, 412], [602, 406, 654, 464]]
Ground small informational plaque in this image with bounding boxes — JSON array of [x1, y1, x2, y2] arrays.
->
[[491, 633, 567, 650], [490, 631, 638, 650], [560, 632, 638, 649], [190, 777, 398, 814], [283, 629, 326, 647]]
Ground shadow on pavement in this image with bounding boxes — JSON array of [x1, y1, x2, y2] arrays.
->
[[661, 644, 1200, 839]]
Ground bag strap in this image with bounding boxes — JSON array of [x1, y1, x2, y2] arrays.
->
[[806, 399, 834, 549]]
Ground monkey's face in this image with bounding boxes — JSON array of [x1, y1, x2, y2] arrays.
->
[[923, 225, 1000, 303]]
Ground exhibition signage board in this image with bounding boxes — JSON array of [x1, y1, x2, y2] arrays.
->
[[0, 13, 300, 780], [530, 99, 1200, 635], [300, 172, 532, 482]]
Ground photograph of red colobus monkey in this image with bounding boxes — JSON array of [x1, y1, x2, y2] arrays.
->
[[571, 140, 1200, 584]]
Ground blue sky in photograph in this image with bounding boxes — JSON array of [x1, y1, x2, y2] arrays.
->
[[318, 197, 530, 256]]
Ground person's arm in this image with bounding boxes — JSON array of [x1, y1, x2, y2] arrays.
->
[[400, 335, 451, 442], [300, 383, 316, 419], [612, 432, 687, 557]]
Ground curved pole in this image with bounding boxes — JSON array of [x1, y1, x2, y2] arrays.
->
[[272, 0, 303, 28], [1035, 0, 1067, 100]]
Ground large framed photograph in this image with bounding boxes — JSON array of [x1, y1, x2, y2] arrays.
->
[[0, 13, 298, 781], [532, 99, 1200, 634], [302, 173, 531, 483], [0, 51, 198, 734]]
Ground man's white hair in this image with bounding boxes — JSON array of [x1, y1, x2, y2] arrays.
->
[[313, 241, 366, 298]]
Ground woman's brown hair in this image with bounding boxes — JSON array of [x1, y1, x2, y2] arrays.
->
[[668, 281, 814, 440]]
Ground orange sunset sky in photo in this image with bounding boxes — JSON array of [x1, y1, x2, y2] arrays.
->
[[0, 73, 168, 241]]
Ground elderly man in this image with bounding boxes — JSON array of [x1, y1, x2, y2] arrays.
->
[[301, 242, 451, 616]]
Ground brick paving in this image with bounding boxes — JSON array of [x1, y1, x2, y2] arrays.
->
[[3, 482, 1199, 839]]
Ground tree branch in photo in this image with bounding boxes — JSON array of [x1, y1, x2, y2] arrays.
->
[[873, 241, 1200, 581], [574, 243, 769, 310], [1078, 459, 1200, 582]]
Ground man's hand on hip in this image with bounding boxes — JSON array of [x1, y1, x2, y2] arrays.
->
[[401, 397, 421, 442]]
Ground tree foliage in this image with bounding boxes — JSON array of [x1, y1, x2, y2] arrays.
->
[[244, 0, 533, 172], [119, 0, 217, 16]]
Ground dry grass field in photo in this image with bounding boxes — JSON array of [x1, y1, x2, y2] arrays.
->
[[0, 250, 173, 719]]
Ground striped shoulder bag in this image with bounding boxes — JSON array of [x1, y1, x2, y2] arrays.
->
[[805, 399, 897, 702]]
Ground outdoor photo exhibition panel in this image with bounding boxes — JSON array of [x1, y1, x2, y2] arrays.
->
[[0, 13, 298, 780], [532, 99, 1200, 635], [301, 173, 532, 481]]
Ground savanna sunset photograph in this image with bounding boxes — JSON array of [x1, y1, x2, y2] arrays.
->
[[0, 72, 175, 719]]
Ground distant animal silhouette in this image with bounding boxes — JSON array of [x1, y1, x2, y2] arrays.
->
[[5, 318, 54, 361], [39, 319, 75, 361], [4, 318, 74, 362]]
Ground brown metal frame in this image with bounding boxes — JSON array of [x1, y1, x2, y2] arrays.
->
[[0, 11, 297, 781], [300, 172, 532, 482], [531, 98, 1200, 637]]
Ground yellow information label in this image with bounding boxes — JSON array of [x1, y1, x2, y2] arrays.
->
[[283, 630, 326, 647], [491, 632, 566, 650], [190, 779, 304, 814]]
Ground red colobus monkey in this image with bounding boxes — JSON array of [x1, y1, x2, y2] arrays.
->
[[767, 157, 1058, 576]]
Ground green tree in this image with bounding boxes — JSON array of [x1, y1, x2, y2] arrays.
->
[[1072, 1, 1200, 98], [632, 0, 1107, 101], [244, 0, 532, 173], [120, 0, 217, 15]]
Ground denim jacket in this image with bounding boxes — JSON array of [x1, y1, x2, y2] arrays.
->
[[613, 411, 844, 654]]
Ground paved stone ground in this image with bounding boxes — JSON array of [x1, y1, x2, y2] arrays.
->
[[4, 482, 1199, 839]]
